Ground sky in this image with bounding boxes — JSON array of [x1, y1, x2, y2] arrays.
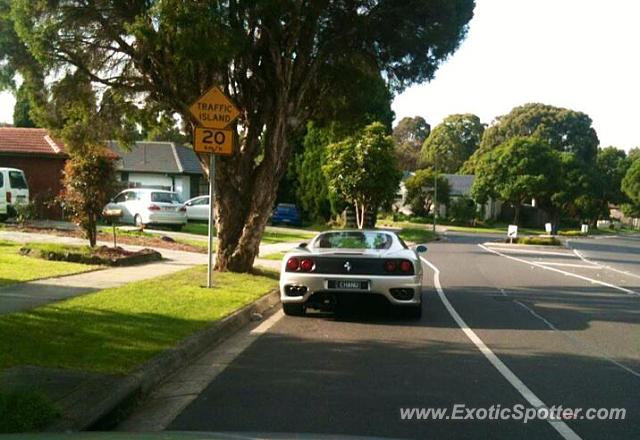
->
[[392, 0, 640, 151], [1, 0, 638, 150]]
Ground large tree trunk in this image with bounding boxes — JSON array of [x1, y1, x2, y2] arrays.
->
[[212, 98, 297, 272]]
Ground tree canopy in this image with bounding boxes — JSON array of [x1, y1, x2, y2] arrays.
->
[[392, 116, 430, 171], [596, 147, 630, 206], [471, 137, 560, 224], [12, 82, 34, 127], [404, 169, 450, 217], [463, 103, 599, 172], [323, 122, 402, 229], [420, 113, 483, 173], [622, 159, 640, 206], [1, 0, 475, 271]]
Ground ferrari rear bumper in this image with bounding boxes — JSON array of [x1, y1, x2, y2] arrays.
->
[[280, 272, 422, 306]]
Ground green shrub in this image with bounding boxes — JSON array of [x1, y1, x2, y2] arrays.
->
[[511, 236, 561, 246], [558, 230, 587, 237], [448, 196, 477, 225], [0, 391, 59, 433]]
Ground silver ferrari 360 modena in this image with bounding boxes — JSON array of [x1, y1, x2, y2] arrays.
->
[[279, 230, 427, 318]]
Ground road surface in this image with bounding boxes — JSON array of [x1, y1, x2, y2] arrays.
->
[[123, 232, 640, 439]]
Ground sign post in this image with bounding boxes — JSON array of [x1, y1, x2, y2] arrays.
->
[[189, 86, 240, 288], [207, 155, 215, 287], [507, 224, 518, 244]]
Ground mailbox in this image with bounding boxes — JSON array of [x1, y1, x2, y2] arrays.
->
[[102, 208, 123, 247]]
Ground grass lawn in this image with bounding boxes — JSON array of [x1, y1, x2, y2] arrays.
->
[[182, 222, 315, 244], [0, 241, 98, 287], [446, 224, 545, 235], [0, 265, 278, 374], [396, 228, 438, 244], [0, 391, 59, 433], [260, 251, 286, 261]]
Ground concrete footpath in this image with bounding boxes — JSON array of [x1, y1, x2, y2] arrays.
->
[[0, 231, 292, 315]]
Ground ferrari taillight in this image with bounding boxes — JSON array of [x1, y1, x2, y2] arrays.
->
[[286, 257, 300, 271], [400, 260, 413, 273], [300, 258, 314, 272]]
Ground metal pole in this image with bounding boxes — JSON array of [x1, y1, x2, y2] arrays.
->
[[207, 154, 215, 288], [433, 158, 438, 233]]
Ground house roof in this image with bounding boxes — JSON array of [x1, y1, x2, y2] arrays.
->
[[443, 174, 475, 196], [0, 127, 67, 157], [107, 141, 204, 175]]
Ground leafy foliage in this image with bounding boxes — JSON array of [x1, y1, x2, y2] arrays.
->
[[323, 122, 402, 228], [471, 137, 561, 224], [293, 124, 334, 223], [12, 82, 34, 127], [421, 113, 484, 172], [404, 169, 450, 217], [448, 195, 477, 224], [622, 158, 640, 208], [392, 116, 430, 171], [59, 152, 119, 247], [464, 103, 599, 172], [596, 147, 630, 206], [4, 0, 475, 271]]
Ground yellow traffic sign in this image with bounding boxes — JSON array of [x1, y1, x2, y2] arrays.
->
[[193, 127, 234, 156], [189, 86, 240, 129]]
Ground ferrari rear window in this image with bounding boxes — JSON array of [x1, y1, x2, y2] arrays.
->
[[314, 232, 393, 250]]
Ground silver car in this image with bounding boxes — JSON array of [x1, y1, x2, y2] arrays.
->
[[183, 195, 211, 222], [279, 230, 427, 318], [104, 189, 187, 230]]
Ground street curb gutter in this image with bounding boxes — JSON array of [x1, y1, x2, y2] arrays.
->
[[49, 288, 281, 432]]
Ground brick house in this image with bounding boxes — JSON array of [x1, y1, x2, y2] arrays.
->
[[0, 127, 69, 217]]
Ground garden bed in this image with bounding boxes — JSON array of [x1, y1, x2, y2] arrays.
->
[[20, 244, 162, 267], [506, 236, 561, 246], [2, 224, 205, 253]]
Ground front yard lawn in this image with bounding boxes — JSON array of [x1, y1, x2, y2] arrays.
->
[[0, 266, 278, 374], [182, 223, 315, 244], [397, 228, 438, 244], [0, 241, 98, 287], [260, 251, 286, 261]]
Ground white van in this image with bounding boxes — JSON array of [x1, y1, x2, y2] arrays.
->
[[0, 167, 30, 219]]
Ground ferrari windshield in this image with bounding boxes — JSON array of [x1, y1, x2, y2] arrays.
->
[[313, 231, 394, 249]]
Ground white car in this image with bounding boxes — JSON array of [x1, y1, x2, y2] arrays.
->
[[104, 189, 187, 230], [279, 230, 427, 318], [0, 167, 29, 220], [183, 195, 211, 222]]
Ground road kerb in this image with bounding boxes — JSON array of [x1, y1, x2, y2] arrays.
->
[[47, 288, 280, 432]]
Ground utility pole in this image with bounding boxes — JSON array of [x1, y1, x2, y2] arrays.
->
[[433, 156, 438, 233]]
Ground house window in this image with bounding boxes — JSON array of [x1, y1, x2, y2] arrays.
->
[[121, 172, 129, 182]]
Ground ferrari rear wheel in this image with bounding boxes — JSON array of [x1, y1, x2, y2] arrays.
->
[[283, 303, 305, 316]]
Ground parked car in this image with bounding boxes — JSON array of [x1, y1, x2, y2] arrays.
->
[[0, 167, 29, 219], [279, 230, 427, 318], [271, 203, 302, 226], [104, 189, 187, 230], [183, 195, 211, 222]]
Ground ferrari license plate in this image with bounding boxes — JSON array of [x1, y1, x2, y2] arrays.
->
[[328, 280, 369, 290]]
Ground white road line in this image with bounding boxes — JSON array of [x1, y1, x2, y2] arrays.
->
[[482, 245, 574, 257], [537, 262, 600, 269], [479, 244, 640, 297], [568, 242, 640, 281], [511, 296, 640, 379], [420, 257, 582, 440]]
